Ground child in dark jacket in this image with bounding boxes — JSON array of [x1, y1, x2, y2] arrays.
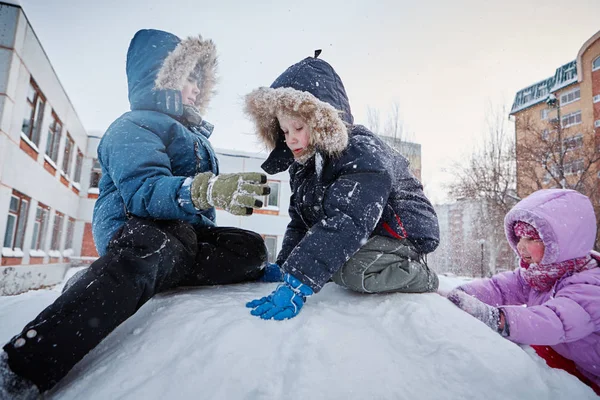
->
[[0, 29, 270, 398], [447, 189, 600, 395], [244, 53, 440, 321]]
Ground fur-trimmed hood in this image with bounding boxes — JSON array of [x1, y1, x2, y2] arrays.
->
[[504, 189, 597, 264], [126, 29, 217, 116], [244, 56, 353, 174]]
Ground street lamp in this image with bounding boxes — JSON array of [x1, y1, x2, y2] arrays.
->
[[477, 239, 486, 278], [546, 93, 566, 187]]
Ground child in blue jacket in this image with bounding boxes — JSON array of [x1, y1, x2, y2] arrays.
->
[[0, 29, 270, 397]]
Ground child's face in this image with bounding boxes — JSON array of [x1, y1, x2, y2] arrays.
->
[[181, 78, 200, 106], [516, 237, 545, 264], [278, 114, 310, 159]]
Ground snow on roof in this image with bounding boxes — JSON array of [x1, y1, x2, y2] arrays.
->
[[510, 60, 578, 115], [0, 1, 21, 7], [1, 276, 596, 399]]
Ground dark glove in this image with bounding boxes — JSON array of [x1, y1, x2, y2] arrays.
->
[[259, 262, 284, 282], [447, 289, 503, 333], [191, 172, 270, 216], [246, 273, 313, 320]]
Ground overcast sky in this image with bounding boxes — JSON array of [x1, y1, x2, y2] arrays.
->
[[17, 0, 600, 203]]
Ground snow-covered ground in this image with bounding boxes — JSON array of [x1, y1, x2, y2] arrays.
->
[[0, 270, 597, 399]]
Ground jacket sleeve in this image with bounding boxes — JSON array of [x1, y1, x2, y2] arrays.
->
[[99, 118, 205, 221], [282, 139, 393, 292], [459, 270, 531, 306], [276, 192, 308, 266], [501, 281, 600, 345]]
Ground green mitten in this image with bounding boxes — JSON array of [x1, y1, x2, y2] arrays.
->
[[191, 172, 270, 215]]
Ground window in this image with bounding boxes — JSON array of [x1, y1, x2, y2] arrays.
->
[[73, 150, 83, 183], [560, 87, 580, 106], [45, 113, 63, 163], [50, 212, 64, 251], [561, 111, 582, 128], [593, 56, 600, 72], [564, 134, 583, 150], [31, 203, 49, 251], [21, 79, 46, 146], [542, 129, 550, 141], [563, 67, 577, 81], [264, 235, 277, 263], [64, 217, 75, 250], [593, 95, 600, 104], [540, 109, 549, 120], [521, 90, 532, 104], [90, 159, 102, 188], [263, 181, 280, 208], [3, 192, 30, 250], [595, 120, 600, 128], [565, 159, 584, 175], [62, 134, 74, 176]]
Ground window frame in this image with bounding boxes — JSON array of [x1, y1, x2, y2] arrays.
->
[[563, 133, 583, 151], [3, 191, 31, 250], [64, 217, 75, 250], [31, 203, 50, 251], [90, 158, 102, 188], [263, 181, 280, 209], [50, 211, 64, 251], [45, 112, 63, 163], [593, 56, 600, 72], [21, 79, 46, 147], [559, 87, 580, 106], [62, 133, 75, 176], [263, 235, 278, 263], [73, 149, 84, 183], [561, 111, 582, 128]]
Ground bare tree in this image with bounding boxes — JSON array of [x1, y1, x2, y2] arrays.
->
[[515, 111, 600, 196], [446, 105, 518, 276], [366, 106, 380, 135], [383, 102, 404, 141]]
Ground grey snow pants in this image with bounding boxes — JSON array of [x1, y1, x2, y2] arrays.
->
[[331, 235, 439, 294]]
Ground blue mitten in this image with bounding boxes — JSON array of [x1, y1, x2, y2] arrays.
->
[[246, 273, 314, 320], [258, 262, 284, 282]]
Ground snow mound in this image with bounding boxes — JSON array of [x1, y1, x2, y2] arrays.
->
[[0, 277, 597, 399]]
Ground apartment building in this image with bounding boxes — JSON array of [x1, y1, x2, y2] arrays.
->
[[510, 30, 600, 205]]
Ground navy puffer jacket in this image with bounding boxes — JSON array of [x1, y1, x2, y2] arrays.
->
[[245, 56, 439, 291]]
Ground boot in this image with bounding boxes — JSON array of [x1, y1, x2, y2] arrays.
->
[[0, 352, 40, 400]]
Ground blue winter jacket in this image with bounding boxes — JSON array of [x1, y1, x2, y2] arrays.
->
[[92, 29, 219, 255]]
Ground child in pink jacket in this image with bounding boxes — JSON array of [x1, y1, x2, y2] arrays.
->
[[447, 189, 600, 394]]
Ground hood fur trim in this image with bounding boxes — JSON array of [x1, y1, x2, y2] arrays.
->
[[154, 35, 218, 114], [244, 87, 348, 156]]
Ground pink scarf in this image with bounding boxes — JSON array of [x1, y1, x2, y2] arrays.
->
[[520, 256, 598, 292]]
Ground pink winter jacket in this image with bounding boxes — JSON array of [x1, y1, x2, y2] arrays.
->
[[460, 189, 600, 386]]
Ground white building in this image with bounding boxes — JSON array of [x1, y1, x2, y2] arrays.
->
[[213, 149, 290, 262], [0, 1, 101, 294]]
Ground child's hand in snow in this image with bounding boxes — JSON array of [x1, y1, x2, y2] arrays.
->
[[246, 274, 313, 320], [447, 289, 504, 334]]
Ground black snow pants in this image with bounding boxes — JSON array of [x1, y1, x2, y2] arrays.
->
[[2, 217, 267, 392]]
